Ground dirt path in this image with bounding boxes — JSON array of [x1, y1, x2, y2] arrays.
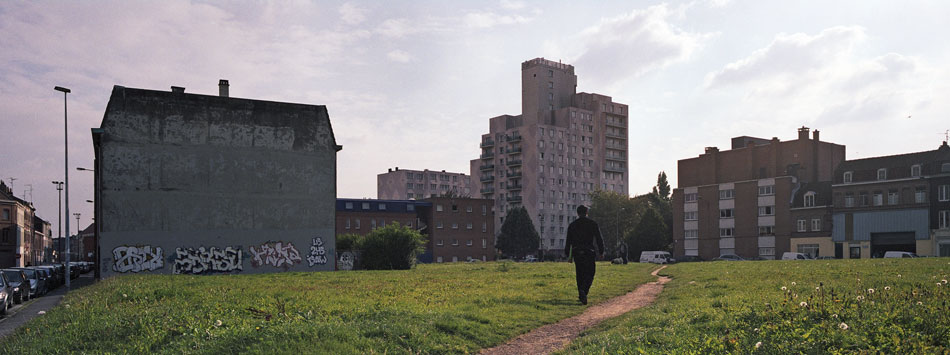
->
[[480, 266, 671, 355]]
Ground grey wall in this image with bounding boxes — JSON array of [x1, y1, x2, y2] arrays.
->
[[97, 86, 338, 277]]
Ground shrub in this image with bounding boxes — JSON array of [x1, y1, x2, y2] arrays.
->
[[359, 222, 427, 270], [336, 233, 364, 251]]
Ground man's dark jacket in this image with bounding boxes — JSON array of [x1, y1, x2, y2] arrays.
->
[[565, 217, 605, 257]]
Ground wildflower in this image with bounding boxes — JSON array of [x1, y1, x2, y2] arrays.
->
[[831, 314, 838, 318], [755, 341, 763, 349], [791, 282, 797, 286], [839, 322, 849, 330], [856, 295, 865, 301], [938, 283, 943, 287], [867, 288, 875, 294], [942, 279, 948, 284], [122, 293, 128, 298], [754, 328, 760, 332], [884, 286, 891, 291], [799, 301, 808, 307], [917, 301, 923, 305], [897, 274, 902, 278], [215, 320, 223, 327], [781, 286, 787, 291], [815, 287, 820, 291]]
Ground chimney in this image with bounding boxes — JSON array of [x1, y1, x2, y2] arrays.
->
[[395, 167, 399, 171], [388, 168, 392, 173], [813, 130, 820, 141], [218, 79, 229, 97], [798, 126, 810, 140], [704, 146, 719, 154], [170, 86, 185, 93]]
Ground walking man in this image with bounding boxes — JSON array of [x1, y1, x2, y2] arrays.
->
[[565, 205, 605, 305]]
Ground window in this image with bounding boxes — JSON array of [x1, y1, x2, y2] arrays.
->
[[371, 219, 377, 229], [719, 189, 735, 200], [758, 185, 775, 196], [452, 204, 458, 212], [548, 69, 553, 77], [482, 222, 487, 232], [758, 206, 775, 216], [720, 209, 734, 219], [482, 239, 488, 248], [407, 182, 414, 189], [943, 163, 950, 173], [911, 164, 921, 177], [379, 203, 386, 211], [344, 202, 353, 210], [436, 204, 443, 212], [548, 81, 553, 89], [860, 193, 869, 206], [811, 218, 821, 231], [452, 239, 459, 246], [804, 192, 816, 207], [436, 239, 444, 246], [466, 240, 473, 246], [467, 223, 473, 230], [548, 93, 553, 101], [940, 185, 950, 201], [685, 230, 698, 239], [873, 192, 883, 206], [759, 248, 775, 256], [452, 223, 459, 229], [482, 205, 488, 215], [684, 211, 698, 221], [798, 244, 819, 258], [797, 219, 806, 232], [843, 172, 853, 183], [1, 209, 9, 221], [877, 168, 887, 181], [437, 222, 444, 229], [345, 219, 351, 229], [844, 193, 855, 207], [466, 206, 473, 213], [437, 256, 443, 263], [685, 193, 698, 202], [940, 210, 950, 229], [719, 228, 734, 237], [916, 188, 927, 203], [362, 202, 370, 210], [850, 246, 861, 259], [887, 190, 899, 205], [758, 226, 775, 236], [407, 204, 415, 211]]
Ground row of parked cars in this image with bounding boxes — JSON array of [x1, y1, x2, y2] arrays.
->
[[0, 261, 95, 315]]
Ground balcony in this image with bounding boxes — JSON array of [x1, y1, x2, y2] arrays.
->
[[605, 131, 626, 139], [506, 159, 522, 166], [604, 165, 625, 173], [506, 171, 522, 178], [480, 187, 495, 194], [480, 152, 494, 159], [507, 182, 522, 190], [605, 155, 627, 162], [480, 139, 495, 148], [506, 146, 522, 154], [506, 134, 522, 142], [605, 119, 626, 128], [480, 175, 495, 182], [606, 142, 626, 150], [479, 163, 495, 171], [506, 195, 523, 202]]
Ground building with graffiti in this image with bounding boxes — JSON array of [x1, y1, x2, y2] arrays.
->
[[92, 81, 341, 277]]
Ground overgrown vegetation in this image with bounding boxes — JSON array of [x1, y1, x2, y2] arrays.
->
[[359, 222, 426, 270], [1, 262, 656, 354], [563, 258, 950, 354]]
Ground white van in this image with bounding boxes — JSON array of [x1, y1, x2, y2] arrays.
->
[[781, 252, 813, 260], [639, 251, 673, 264], [883, 251, 917, 258]]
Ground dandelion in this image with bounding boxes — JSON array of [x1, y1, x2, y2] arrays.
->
[[781, 286, 787, 291], [815, 287, 820, 291], [799, 301, 808, 307], [122, 293, 128, 298], [754, 328, 760, 332], [755, 341, 763, 349], [938, 283, 943, 287], [942, 279, 948, 284], [839, 322, 849, 330], [831, 314, 838, 318], [856, 295, 865, 301], [791, 282, 797, 286], [884, 286, 891, 291], [215, 320, 223, 327], [897, 274, 902, 278], [917, 301, 923, 305], [867, 288, 875, 294]]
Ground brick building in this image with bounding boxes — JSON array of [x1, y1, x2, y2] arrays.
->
[[470, 58, 629, 256], [0, 181, 52, 267], [831, 141, 950, 258], [789, 182, 834, 258], [672, 128, 846, 260], [377, 168, 473, 200]]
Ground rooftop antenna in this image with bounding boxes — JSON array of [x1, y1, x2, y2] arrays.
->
[[7, 177, 15, 189], [24, 184, 33, 203], [942, 129, 949, 143]]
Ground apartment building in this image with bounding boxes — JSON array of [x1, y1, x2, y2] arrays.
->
[[789, 182, 834, 258], [426, 197, 495, 263], [672, 128, 846, 260], [470, 58, 629, 256], [0, 181, 52, 267], [377, 168, 472, 200], [831, 141, 950, 258]]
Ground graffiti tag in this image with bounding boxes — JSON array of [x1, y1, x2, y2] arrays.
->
[[173, 246, 243, 274], [113, 245, 164, 273], [338, 251, 355, 271], [248, 242, 301, 268], [307, 237, 328, 266]]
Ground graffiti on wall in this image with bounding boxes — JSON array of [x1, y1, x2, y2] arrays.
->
[[249, 242, 301, 268], [173, 246, 243, 274], [338, 251, 355, 271], [113, 245, 164, 273], [307, 237, 328, 266]]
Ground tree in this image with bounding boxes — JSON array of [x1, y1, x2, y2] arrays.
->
[[652, 171, 671, 201], [625, 206, 670, 259], [495, 207, 540, 259], [359, 222, 427, 270], [589, 190, 642, 258]]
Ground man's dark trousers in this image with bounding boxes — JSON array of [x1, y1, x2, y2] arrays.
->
[[573, 249, 596, 300]]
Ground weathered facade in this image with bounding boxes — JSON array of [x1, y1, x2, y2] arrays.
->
[[93, 83, 340, 277], [0, 182, 52, 267], [377, 168, 473, 200]]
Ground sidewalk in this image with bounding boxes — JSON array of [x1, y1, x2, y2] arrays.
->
[[0, 274, 96, 339]]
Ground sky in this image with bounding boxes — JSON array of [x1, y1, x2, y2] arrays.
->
[[2, 0, 949, 236]]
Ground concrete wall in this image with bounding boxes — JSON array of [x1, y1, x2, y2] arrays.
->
[[96, 86, 338, 277]]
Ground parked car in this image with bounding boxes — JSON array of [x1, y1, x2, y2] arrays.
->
[[639, 251, 674, 264], [884, 251, 917, 258], [816, 256, 836, 260], [35, 266, 60, 289], [714, 254, 746, 261], [30, 267, 52, 294], [1, 269, 29, 304], [523, 255, 538, 262], [11, 268, 43, 297], [674, 255, 703, 263], [0, 273, 11, 315], [781, 252, 814, 260]]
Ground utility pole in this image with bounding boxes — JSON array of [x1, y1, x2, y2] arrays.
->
[[55, 85, 71, 288]]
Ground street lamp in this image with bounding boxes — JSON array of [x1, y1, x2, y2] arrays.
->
[[52, 181, 63, 262], [54, 85, 71, 289]]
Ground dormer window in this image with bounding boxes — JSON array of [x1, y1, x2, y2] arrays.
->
[[877, 168, 887, 181], [942, 163, 950, 173], [843, 171, 853, 183], [911, 164, 921, 177], [804, 191, 816, 207]]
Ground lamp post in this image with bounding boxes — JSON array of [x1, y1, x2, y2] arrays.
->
[[52, 181, 63, 262], [54, 85, 72, 288]]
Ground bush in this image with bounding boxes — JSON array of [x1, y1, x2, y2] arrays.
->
[[336, 233, 364, 251], [359, 223, 427, 270]]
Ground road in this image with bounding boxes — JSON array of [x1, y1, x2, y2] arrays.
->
[[0, 273, 96, 339]]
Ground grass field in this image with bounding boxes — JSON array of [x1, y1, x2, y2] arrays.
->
[[563, 258, 950, 354], [0, 261, 656, 354]]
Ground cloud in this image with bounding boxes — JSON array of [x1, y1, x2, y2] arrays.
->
[[499, 0, 526, 10], [463, 11, 531, 28], [339, 3, 367, 25], [551, 4, 714, 89], [387, 50, 412, 63]]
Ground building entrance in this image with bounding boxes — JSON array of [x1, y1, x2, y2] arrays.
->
[[870, 232, 915, 258]]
